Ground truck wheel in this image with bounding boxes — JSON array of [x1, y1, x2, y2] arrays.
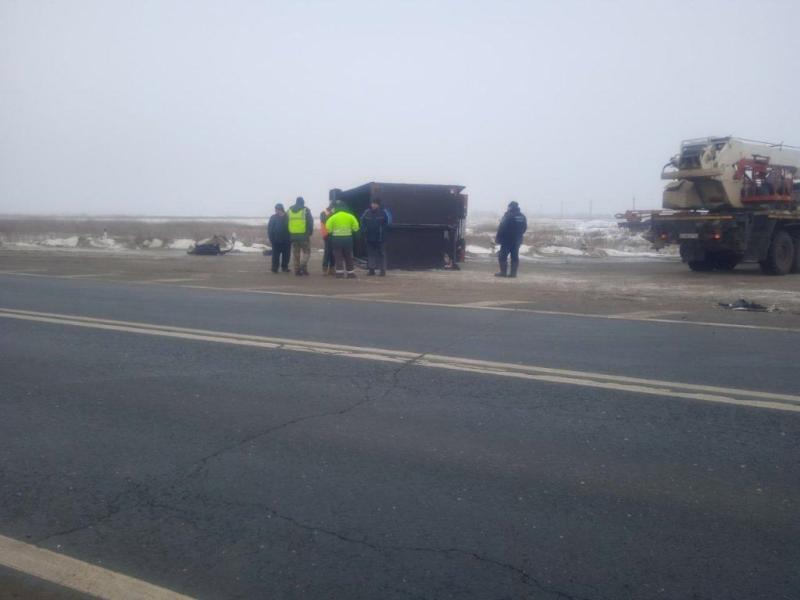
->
[[688, 260, 714, 272], [760, 230, 795, 275], [710, 254, 741, 271]]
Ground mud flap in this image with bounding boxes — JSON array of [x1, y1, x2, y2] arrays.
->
[[679, 242, 707, 263]]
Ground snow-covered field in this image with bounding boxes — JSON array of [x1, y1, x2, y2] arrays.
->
[[465, 217, 675, 260], [0, 216, 269, 254], [0, 234, 269, 254], [0, 215, 671, 259]]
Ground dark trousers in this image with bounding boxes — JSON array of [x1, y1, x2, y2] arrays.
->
[[271, 242, 290, 272], [332, 237, 354, 274], [498, 242, 520, 273], [366, 241, 386, 272], [322, 236, 334, 269]]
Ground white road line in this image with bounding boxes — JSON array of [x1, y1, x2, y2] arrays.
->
[[60, 273, 118, 279], [332, 292, 396, 298], [608, 310, 686, 320], [143, 277, 209, 283], [180, 285, 800, 334], [0, 533, 193, 600], [1, 307, 798, 413], [459, 300, 533, 308], [0, 271, 55, 277], [0, 271, 796, 333]]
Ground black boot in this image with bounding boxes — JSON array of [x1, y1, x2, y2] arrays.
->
[[494, 261, 508, 277], [509, 263, 518, 278], [368, 269, 376, 276]]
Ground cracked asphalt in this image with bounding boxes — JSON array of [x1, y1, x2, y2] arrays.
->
[[0, 275, 799, 599]]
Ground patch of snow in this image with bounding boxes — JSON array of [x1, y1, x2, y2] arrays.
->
[[167, 238, 195, 250], [39, 236, 80, 248], [230, 241, 268, 254], [84, 236, 123, 250], [603, 248, 675, 258], [142, 238, 164, 249], [466, 244, 493, 255], [536, 245, 585, 257]]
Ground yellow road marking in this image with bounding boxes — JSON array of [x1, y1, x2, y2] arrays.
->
[[0, 533, 193, 600], [1, 307, 798, 413]]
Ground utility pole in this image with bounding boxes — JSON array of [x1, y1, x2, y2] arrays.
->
[[632, 195, 636, 210]]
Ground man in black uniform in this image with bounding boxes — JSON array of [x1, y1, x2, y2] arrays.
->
[[495, 201, 527, 278], [267, 203, 291, 273]]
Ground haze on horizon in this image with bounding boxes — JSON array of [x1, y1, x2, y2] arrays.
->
[[1, 0, 798, 218]]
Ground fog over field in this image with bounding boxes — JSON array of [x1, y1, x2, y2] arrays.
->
[[2, 1, 799, 217]]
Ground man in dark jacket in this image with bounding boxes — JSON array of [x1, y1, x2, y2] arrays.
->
[[267, 203, 291, 273], [360, 198, 392, 276], [495, 201, 527, 278]]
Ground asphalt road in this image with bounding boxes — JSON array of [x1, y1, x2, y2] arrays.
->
[[0, 274, 798, 599]]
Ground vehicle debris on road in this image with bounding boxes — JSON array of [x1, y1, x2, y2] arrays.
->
[[718, 299, 779, 312], [187, 235, 233, 255]]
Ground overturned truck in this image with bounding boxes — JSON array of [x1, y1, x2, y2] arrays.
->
[[330, 182, 468, 269]]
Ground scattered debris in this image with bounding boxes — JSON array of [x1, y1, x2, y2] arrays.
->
[[188, 235, 233, 255], [718, 299, 780, 312]]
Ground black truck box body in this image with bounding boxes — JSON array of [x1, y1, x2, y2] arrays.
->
[[330, 182, 468, 269]]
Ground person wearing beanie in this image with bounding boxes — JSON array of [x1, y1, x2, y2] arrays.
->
[[494, 201, 527, 278], [267, 203, 291, 273], [360, 196, 392, 276], [287, 196, 314, 275]]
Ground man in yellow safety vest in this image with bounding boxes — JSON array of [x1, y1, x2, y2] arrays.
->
[[287, 196, 314, 276], [325, 201, 360, 279]]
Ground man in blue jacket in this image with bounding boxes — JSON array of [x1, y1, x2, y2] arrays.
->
[[495, 201, 527, 278], [360, 198, 392, 276]]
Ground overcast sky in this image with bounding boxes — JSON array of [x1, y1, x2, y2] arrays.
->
[[2, 0, 799, 217]]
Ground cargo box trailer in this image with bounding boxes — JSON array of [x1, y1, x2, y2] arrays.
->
[[330, 182, 468, 270]]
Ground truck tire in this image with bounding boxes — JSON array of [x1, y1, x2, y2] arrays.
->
[[688, 259, 714, 272], [759, 230, 795, 275]]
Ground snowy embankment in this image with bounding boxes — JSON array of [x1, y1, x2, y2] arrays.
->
[[1, 233, 270, 254], [0, 216, 671, 260], [0, 213, 274, 254], [4, 236, 272, 254], [465, 218, 675, 260]]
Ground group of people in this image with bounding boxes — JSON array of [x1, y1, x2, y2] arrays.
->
[[267, 196, 528, 279], [267, 196, 392, 279]]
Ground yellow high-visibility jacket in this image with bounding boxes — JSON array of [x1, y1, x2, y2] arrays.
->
[[287, 207, 308, 235], [326, 210, 360, 237]]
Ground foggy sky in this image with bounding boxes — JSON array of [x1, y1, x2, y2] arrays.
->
[[2, 0, 799, 217]]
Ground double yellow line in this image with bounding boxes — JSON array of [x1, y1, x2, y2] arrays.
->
[[2, 307, 799, 413]]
